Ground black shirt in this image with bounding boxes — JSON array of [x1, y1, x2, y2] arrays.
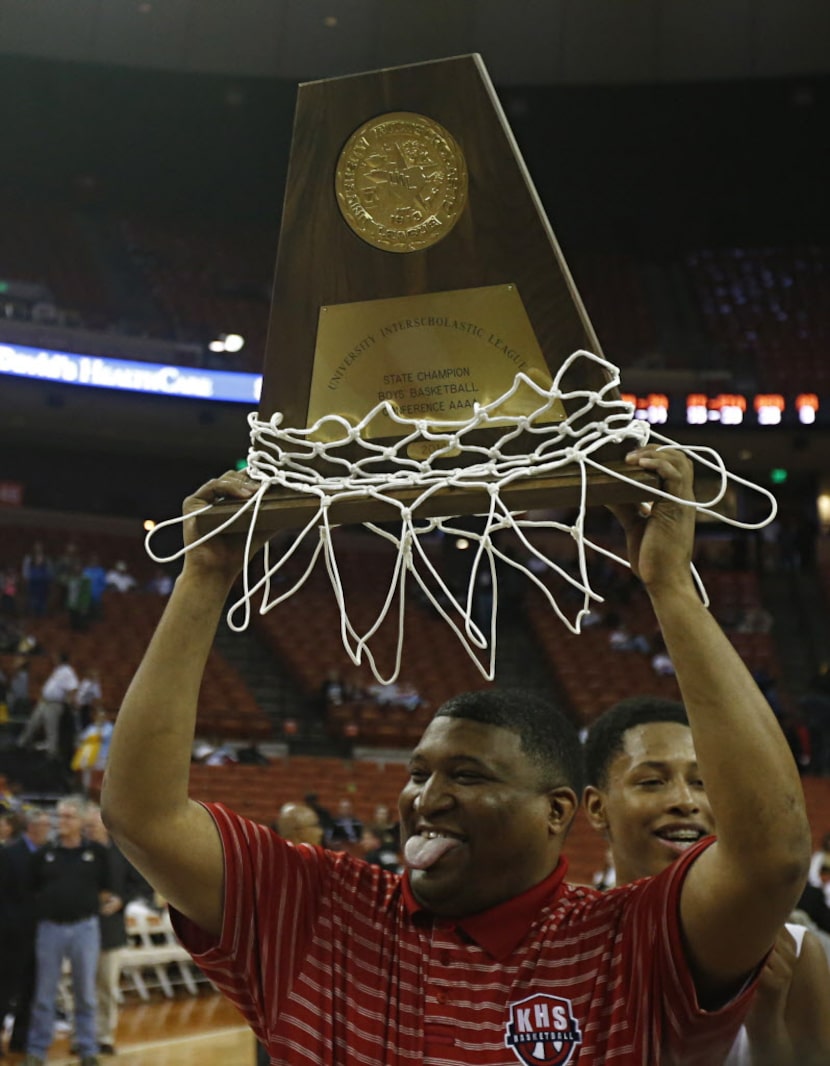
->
[[98, 843, 151, 950], [797, 882, 830, 934], [30, 842, 110, 923]]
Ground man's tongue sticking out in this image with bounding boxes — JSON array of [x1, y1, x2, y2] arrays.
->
[[405, 833, 462, 871]]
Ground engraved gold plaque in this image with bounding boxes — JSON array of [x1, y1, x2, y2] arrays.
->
[[307, 284, 566, 450], [335, 111, 468, 252]]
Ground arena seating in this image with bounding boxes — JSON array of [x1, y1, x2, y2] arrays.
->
[[250, 530, 488, 747], [0, 524, 152, 589], [570, 251, 660, 366], [0, 200, 112, 328], [2, 196, 825, 394], [8, 590, 270, 740], [685, 246, 829, 390], [0, 202, 272, 370], [119, 215, 272, 370], [2, 512, 790, 747], [526, 547, 781, 727]]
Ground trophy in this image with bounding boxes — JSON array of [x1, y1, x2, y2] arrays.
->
[[202, 53, 657, 533]]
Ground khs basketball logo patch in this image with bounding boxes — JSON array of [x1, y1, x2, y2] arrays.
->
[[505, 993, 583, 1066]]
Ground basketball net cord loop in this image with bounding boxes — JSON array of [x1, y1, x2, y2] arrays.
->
[[146, 350, 777, 684]]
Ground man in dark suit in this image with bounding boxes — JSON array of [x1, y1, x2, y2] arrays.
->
[[0, 807, 52, 1055], [83, 805, 149, 1056]]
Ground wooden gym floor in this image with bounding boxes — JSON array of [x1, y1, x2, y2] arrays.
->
[[5, 991, 255, 1066]]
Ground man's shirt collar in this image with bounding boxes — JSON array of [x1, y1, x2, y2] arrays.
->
[[401, 857, 570, 961]]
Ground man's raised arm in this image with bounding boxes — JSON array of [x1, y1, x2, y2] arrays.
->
[[101, 471, 259, 937], [614, 447, 811, 1003]]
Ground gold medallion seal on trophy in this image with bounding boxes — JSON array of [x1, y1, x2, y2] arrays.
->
[[335, 111, 468, 252]]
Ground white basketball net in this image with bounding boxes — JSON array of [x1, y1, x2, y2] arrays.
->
[[146, 350, 777, 683]]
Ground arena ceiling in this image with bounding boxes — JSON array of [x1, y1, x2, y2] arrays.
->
[[0, 0, 827, 86]]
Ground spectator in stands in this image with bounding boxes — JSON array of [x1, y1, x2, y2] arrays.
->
[[22, 542, 53, 617], [1, 566, 20, 616], [650, 635, 676, 677], [371, 803, 394, 833], [66, 560, 93, 631], [101, 455, 813, 1063], [84, 805, 145, 1057], [275, 802, 324, 848], [320, 668, 344, 707], [471, 566, 494, 631], [204, 739, 239, 766], [303, 793, 334, 841], [807, 835, 830, 908], [105, 560, 136, 594], [580, 604, 605, 628], [236, 738, 270, 765], [17, 650, 78, 762], [736, 605, 774, 635], [24, 795, 113, 1066], [52, 541, 81, 611], [0, 618, 41, 657], [591, 846, 617, 892], [366, 804, 402, 864], [147, 567, 173, 596], [191, 740, 212, 764], [330, 798, 363, 845], [0, 806, 14, 843], [796, 852, 830, 937], [360, 825, 401, 873], [759, 518, 781, 574], [72, 708, 114, 795], [83, 555, 108, 622], [753, 667, 784, 717], [343, 669, 367, 702], [0, 616, 19, 653], [0, 807, 52, 1056], [367, 679, 422, 711], [799, 665, 830, 776], [605, 610, 651, 653], [0, 777, 27, 816], [77, 668, 104, 730], [30, 299, 60, 325], [583, 696, 830, 1066], [7, 653, 32, 717]]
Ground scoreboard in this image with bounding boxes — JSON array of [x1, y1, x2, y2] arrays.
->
[[620, 392, 820, 428]]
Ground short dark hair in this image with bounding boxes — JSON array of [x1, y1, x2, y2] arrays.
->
[[583, 696, 689, 789], [433, 688, 584, 794]]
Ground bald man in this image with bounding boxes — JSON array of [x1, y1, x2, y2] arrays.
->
[[276, 803, 324, 847]]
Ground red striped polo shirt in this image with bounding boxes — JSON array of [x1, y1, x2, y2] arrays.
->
[[172, 803, 756, 1065]]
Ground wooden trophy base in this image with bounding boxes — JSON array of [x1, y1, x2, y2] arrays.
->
[[196, 463, 659, 536]]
